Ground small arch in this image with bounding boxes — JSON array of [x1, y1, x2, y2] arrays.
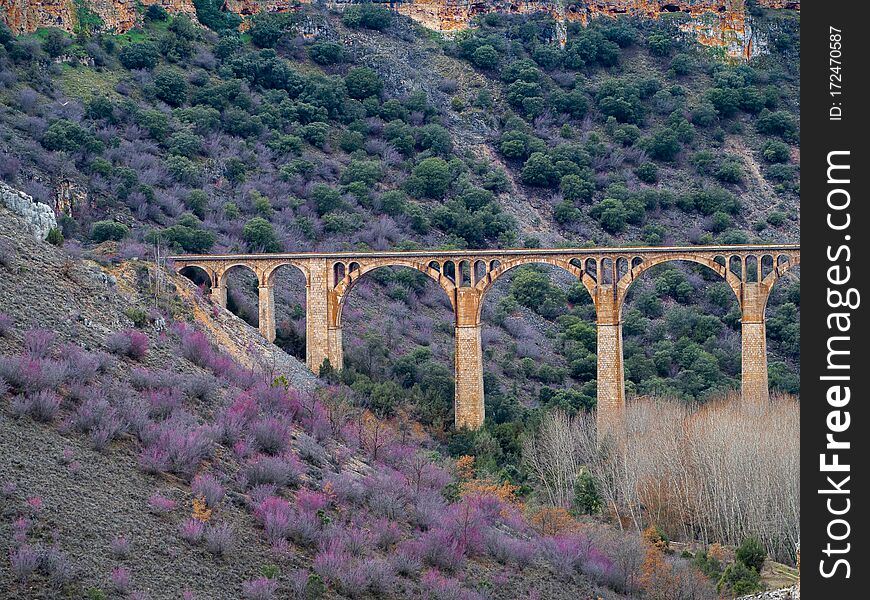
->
[[714, 255, 727, 269], [616, 257, 629, 280], [429, 261, 441, 273], [220, 263, 261, 328], [474, 260, 487, 283], [761, 255, 774, 279], [349, 262, 360, 273], [333, 262, 346, 287], [777, 255, 790, 270], [179, 265, 213, 295], [443, 261, 457, 283], [601, 258, 614, 285], [459, 260, 471, 287], [745, 255, 758, 283], [489, 259, 502, 271], [584, 258, 597, 281], [729, 255, 742, 279], [569, 257, 584, 271]]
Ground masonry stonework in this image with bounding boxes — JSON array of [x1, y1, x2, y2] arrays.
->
[[171, 244, 799, 433]]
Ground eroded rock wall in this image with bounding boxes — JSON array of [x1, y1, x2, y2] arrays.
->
[[0, 0, 798, 59], [0, 0, 195, 34]]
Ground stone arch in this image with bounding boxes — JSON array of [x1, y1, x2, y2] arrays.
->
[[459, 260, 471, 287], [263, 261, 311, 361], [616, 253, 740, 315], [616, 257, 629, 281], [219, 262, 261, 288], [474, 260, 487, 283], [333, 261, 346, 286], [601, 257, 614, 285], [474, 256, 594, 321], [333, 260, 455, 327], [746, 255, 759, 283], [178, 264, 213, 290], [217, 262, 263, 327]]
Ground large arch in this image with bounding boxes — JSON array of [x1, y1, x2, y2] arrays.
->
[[337, 263, 457, 423], [178, 264, 213, 294], [615, 253, 741, 316], [264, 262, 311, 362], [474, 256, 596, 322], [333, 259, 457, 327], [477, 261, 599, 422]]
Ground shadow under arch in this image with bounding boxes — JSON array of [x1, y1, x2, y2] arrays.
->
[[616, 254, 741, 317], [619, 258, 746, 400], [338, 264, 458, 421], [178, 265, 213, 293]]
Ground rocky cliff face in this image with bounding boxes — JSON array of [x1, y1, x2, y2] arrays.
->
[[0, 0, 196, 34], [0, 181, 57, 241], [1, 0, 798, 60]]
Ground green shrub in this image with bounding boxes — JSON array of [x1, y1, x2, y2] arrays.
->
[[152, 69, 188, 106], [472, 45, 499, 69], [243, 217, 281, 252], [309, 41, 344, 65], [42, 120, 103, 153], [343, 3, 392, 30], [635, 162, 658, 183], [46, 227, 64, 246], [762, 140, 790, 163], [735, 537, 766, 572], [91, 221, 129, 243], [406, 158, 451, 198], [345, 67, 383, 100], [717, 561, 762, 596], [520, 152, 558, 187], [119, 42, 159, 70]]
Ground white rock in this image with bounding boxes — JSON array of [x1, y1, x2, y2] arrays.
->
[[0, 181, 58, 241]]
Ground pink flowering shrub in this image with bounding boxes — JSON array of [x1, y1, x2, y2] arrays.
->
[[250, 416, 290, 456], [148, 493, 176, 515], [110, 535, 132, 559], [110, 566, 131, 594], [9, 543, 39, 582], [191, 473, 225, 508], [106, 329, 149, 360], [24, 329, 55, 359], [179, 519, 205, 545], [242, 577, 278, 600]]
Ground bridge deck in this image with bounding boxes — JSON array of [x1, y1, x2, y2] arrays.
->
[[168, 244, 799, 262]]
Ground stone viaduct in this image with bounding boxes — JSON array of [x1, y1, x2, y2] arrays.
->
[[170, 244, 799, 432]]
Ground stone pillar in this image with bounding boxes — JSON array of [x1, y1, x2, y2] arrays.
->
[[258, 284, 276, 343], [305, 259, 335, 374], [596, 287, 624, 434], [741, 283, 770, 403], [327, 325, 343, 371], [213, 282, 228, 308], [211, 271, 227, 308], [454, 288, 484, 430]]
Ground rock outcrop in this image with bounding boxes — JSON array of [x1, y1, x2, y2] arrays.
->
[[0, 0, 798, 59], [0, 0, 196, 34], [737, 585, 800, 600], [0, 181, 57, 241]]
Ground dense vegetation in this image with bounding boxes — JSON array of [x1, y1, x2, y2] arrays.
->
[[0, 1, 800, 586]]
